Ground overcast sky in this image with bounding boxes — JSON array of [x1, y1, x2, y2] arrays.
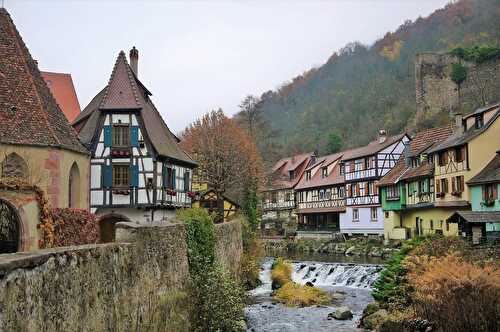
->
[[7, 0, 450, 132]]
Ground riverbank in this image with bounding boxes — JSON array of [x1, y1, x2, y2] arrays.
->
[[263, 237, 399, 260], [246, 257, 382, 331]]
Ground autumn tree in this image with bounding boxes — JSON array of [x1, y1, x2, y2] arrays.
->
[[181, 109, 263, 220]]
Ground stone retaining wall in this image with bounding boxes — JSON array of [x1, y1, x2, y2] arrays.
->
[[0, 219, 243, 331]]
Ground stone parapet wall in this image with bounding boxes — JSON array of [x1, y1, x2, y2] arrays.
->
[[0, 220, 242, 331], [214, 218, 243, 277]]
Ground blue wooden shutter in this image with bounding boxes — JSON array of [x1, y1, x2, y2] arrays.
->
[[131, 126, 139, 147], [184, 171, 190, 192], [162, 165, 167, 188], [172, 168, 176, 190], [130, 164, 139, 187], [103, 165, 112, 187], [103, 125, 112, 147]]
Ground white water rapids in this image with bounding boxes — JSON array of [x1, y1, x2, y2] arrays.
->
[[250, 258, 382, 297]]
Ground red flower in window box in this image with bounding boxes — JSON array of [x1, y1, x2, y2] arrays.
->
[[187, 191, 196, 199], [111, 150, 130, 157], [436, 192, 445, 198], [112, 189, 130, 195], [166, 189, 177, 196]]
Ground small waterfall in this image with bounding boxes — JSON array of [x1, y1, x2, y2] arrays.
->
[[292, 262, 382, 289], [249, 258, 382, 297]]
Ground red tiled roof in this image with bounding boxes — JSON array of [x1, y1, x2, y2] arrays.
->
[[341, 133, 407, 161], [409, 124, 454, 156], [74, 49, 195, 166], [41, 71, 81, 122], [99, 51, 142, 110], [400, 162, 434, 181], [295, 152, 343, 190], [0, 8, 87, 154], [267, 152, 312, 190], [377, 157, 407, 187]]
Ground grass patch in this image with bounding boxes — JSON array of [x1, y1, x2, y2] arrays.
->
[[270, 258, 293, 288], [274, 282, 331, 307]]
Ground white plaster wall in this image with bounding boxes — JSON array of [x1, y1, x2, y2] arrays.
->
[[340, 207, 384, 235], [95, 207, 176, 224]]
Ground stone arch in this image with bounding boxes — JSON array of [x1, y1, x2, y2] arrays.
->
[[0, 198, 21, 253], [1, 152, 28, 179], [98, 213, 131, 243], [68, 162, 80, 208]]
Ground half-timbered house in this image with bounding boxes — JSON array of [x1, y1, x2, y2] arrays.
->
[[340, 131, 409, 236], [294, 152, 345, 237], [261, 152, 313, 235], [427, 104, 500, 212], [73, 48, 196, 232], [379, 125, 456, 241]]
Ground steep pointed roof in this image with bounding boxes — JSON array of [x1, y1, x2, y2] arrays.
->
[[0, 8, 88, 154], [99, 51, 142, 110], [74, 49, 196, 166]]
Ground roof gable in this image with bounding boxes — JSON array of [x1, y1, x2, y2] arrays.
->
[[0, 8, 87, 154], [41, 71, 81, 122], [99, 51, 142, 110]]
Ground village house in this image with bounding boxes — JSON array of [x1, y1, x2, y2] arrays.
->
[[294, 152, 345, 237], [0, 8, 90, 252], [191, 181, 240, 222], [379, 124, 456, 241], [72, 47, 196, 239], [261, 152, 313, 235], [447, 153, 500, 244], [380, 103, 500, 242], [340, 131, 409, 236]]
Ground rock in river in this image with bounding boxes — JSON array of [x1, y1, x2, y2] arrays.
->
[[328, 306, 353, 320]]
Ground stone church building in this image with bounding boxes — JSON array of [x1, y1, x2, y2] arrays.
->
[[0, 8, 90, 253]]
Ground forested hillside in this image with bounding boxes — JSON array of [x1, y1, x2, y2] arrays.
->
[[237, 0, 500, 163]]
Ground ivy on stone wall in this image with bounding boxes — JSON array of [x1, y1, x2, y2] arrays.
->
[[449, 45, 500, 64], [0, 179, 55, 248], [177, 208, 246, 332]]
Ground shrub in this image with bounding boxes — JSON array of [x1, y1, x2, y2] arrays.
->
[[240, 215, 264, 289], [271, 258, 293, 289], [274, 282, 331, 307], [51, 208, 99, 247], [372, 237, 423, 306], [177, 208, 216, 275], [450, 45, 500, 64], [407, 254, 500, 332], [177, 208, 246, 332], [189, 264, 246, 332]]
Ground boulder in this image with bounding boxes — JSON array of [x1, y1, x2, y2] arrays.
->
[[369, 247, 383, 257], [362, 302, 380, 317], [362, 309, 388, 330], [305, 281, 314, 287], [328, 306, 353, 320]]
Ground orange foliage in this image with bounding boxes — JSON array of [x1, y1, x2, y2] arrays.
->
[[51, 208, 99, 247], [405, 253, 500, 332], [181, 109, 263, 196]]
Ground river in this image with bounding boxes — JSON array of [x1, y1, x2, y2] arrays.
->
[[245, 255, 383, 332]]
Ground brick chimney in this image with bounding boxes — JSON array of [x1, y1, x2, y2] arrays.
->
[[378, 129, 387, 144], [129, 46, 138, 76]]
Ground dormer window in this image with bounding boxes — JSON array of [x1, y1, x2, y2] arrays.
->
[[305, 170, 311, 181], [321, 167, 328, 178], [475, 114, 484, 129], [289, 170, 295, 180]]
